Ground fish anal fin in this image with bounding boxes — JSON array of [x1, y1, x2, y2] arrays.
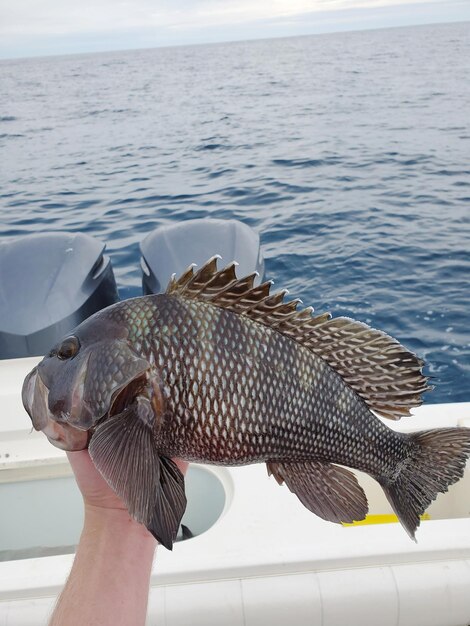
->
[[167, 257, 430, 420], [147, 457, 187, 550], [89, 399, 159, 524], [267, 459, 368, 524]]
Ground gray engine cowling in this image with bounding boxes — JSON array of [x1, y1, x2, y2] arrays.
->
[[0, 232, 119, 359], [140, 218, 264, 295]]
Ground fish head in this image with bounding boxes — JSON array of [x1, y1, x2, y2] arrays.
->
[[22, 315, 151, 451]]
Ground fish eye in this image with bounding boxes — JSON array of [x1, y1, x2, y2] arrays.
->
[[57, 336, 80, 360]]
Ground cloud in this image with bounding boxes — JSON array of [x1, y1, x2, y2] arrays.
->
[[0, 0, 468, 57], [0, 0, 453, 35]]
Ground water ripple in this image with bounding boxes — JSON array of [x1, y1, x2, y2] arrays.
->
[[1, 22, 469, 402]]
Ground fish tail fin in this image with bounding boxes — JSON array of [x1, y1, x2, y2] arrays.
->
[[380, 428, 470, 540]]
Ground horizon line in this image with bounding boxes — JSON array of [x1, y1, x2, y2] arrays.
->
[[1, 17, 468, 62]]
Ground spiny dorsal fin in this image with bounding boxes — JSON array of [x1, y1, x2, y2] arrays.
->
[[167, 257, 431, 419]]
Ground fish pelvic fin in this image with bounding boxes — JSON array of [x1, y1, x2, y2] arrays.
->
[[380, 427, 470, 540], [166, 257, 430, 420], [267, 460, 368, 524], [88, 397, 187, 550]]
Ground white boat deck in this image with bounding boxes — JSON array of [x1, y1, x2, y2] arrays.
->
[[1, 356, 470, 625]]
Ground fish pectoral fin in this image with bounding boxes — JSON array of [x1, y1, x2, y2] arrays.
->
[[89, 400, 187, 551], [147, 456, 187, 550], [89, 400, 160, 527], [267, 460, 368, 524]]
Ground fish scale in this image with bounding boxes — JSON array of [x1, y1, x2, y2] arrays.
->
[[118, 293, 404, 477], [22, 257, 470, 549]]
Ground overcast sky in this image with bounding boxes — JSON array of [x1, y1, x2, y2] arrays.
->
[[1, 0, 469, 59]]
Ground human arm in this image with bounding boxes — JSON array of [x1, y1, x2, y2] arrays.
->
[[49, 450, 188, 626]]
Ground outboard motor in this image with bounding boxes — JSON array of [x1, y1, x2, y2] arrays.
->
[[140, 218, 264, 294], [0, 232, 119, 359]]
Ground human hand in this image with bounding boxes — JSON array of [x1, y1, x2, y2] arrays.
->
[[67, 450, 189, 531], [50, 451, 188, 625], [67, 450, 128, 512]]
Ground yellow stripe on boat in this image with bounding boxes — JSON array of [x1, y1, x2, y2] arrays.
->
[[343, 513, 431, 527]]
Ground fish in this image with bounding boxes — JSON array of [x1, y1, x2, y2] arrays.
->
[[22, 257, 470, 549]]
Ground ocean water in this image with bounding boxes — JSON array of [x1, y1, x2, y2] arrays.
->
[[1, 22, 469, 403]]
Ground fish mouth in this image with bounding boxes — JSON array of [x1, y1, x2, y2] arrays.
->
[[22, 366, 89, 451], [22, 366, 52, 432], [22, 358, 150, 451]]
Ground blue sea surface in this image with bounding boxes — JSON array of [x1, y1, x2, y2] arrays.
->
[[1, 22, 469, 403]]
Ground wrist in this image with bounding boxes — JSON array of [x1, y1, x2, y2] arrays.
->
[[50, 502, 157, 626]]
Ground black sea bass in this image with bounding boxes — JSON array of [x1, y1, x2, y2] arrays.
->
[[22, 258, 470, 549]]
